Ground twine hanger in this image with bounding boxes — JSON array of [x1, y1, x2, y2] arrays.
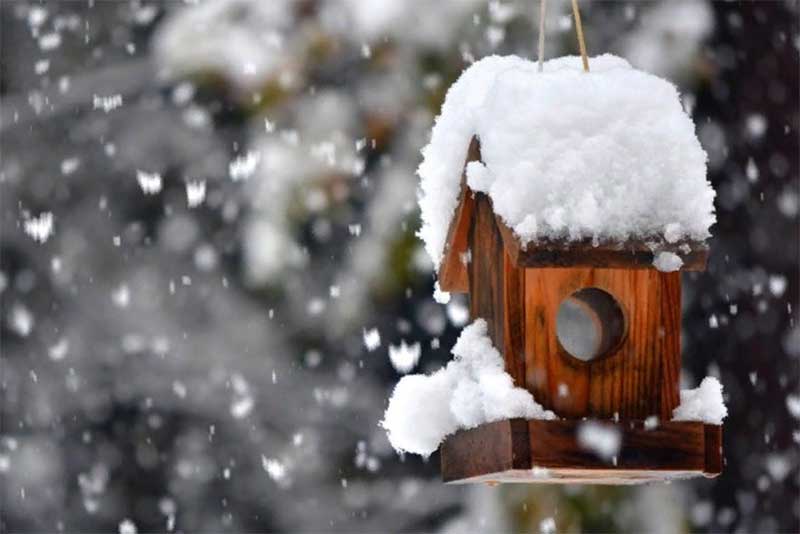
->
[[537, 0, 590, 73], [571, 0, 590, 72]]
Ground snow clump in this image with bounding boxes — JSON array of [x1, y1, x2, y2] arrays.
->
[[653, 251, 684, 272], [418, 54, 714, 269], [672, 376, 728, 425], [382, 319, 554, 456]]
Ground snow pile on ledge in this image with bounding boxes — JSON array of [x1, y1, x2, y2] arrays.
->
[[381, 319, 555, 456], [652, 251, 684, 272], [672, 376, 727, 425], [418, 54, 715, 268]]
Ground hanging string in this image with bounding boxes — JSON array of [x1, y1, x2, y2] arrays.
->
[[537, 0, 547, 72], [571, 0, 590, 72]]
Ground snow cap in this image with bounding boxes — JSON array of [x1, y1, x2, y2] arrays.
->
[[418, 54, 715, 269]]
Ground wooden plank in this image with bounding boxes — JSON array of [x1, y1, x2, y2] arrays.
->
[[469, 193, 506, 359], [444, 468, 708, 485], [440, 419, 529, 483], [437, 137, 481, 292], [704, 424, 723, 476], [524, 268, 681, 420], [503, 250, 526, 386], [527, 420, 705, 471], [494, 217, 708, 271], [441, 418, 720, 484]]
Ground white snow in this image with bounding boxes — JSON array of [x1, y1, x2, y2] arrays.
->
[[382, 319, 554, 456], [745, 113, 767, 139], [38, 32, 61, 51], [93, 94, 123, 113], [363, 328, 381, 352], [417, 54, 714, 269], [118, 519, 137, 534], [786, 394, 800, 419], [48, 338, 69, 361], [60, 157, 80, 175], [432, 281, 451, 304], [229, 373, 254, 419], [618, 0, 713, 81], [769, 275, 787, 297], [23, 212, 54, 243], [643, 415, 660, 430], [186, 180, 206, 208], [446, 300, 470, 326], [388, 341, 421, 374], [672, 376, 728, 425], [154, 0, 295, 93], [320, 0, 483, 50], [262, 456, 287, 482], [111, 284, 131, 308], [9, 304, 34, 337], [229, 152, 260, 181], [136, 170, 162, 195], [577, 421, 621, 461], [539, 517, 557, 534], [653, 251, 684, 272]]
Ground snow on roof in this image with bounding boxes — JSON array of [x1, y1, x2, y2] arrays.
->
[[418, 54, 715, 269], [381, 319, 554, 456]]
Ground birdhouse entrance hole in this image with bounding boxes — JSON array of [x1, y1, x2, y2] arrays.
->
[[556, 287, 626, 362]]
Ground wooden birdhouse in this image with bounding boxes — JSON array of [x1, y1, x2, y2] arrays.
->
[[437, 137, 723, 484]]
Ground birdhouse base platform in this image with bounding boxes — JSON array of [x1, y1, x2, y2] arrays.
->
[[440, 418, 722, 485]]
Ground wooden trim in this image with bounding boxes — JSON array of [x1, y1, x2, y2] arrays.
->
[[703, 424, 723, 477], [441, 419, 723, 484], [495, 215, 708, 271], [502, 250, 526, 386], [437, 137, 481, 292]]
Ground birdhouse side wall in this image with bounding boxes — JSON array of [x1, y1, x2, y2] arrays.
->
[[467, 192, 526, 386], [524, 267, 682, 420]]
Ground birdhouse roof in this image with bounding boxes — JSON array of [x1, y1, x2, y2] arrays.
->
[[418, 55, 715, 281]]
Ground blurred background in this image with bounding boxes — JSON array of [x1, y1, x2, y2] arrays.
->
[[0, 0, 798, 532]]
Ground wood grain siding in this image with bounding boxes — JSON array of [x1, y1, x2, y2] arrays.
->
[[524, 268, 681, 420], [503, 251, 526, 386], [468, 193, 526, 388], [437, 138, 481, 292]]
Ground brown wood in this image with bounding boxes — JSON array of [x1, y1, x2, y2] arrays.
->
[[703, 424, 723, 477], [440, 418, 722, 484], [495, 215, 708, 271], [468, 192, 526, 387], [502, 250, 526, 386], [434, 138, 723, 484], [437, 138, 481, 292], [523, 268, 681, 420], [440, 419, 530, 482]]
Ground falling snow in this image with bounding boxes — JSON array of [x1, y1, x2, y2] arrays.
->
[[388, 340, 421, 374], [363, 327, 381, 352], [136, 170, 163, 194], [23, 212, 54, 243], [229, 152, 260, 181], [577, 421, 622, 461]]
